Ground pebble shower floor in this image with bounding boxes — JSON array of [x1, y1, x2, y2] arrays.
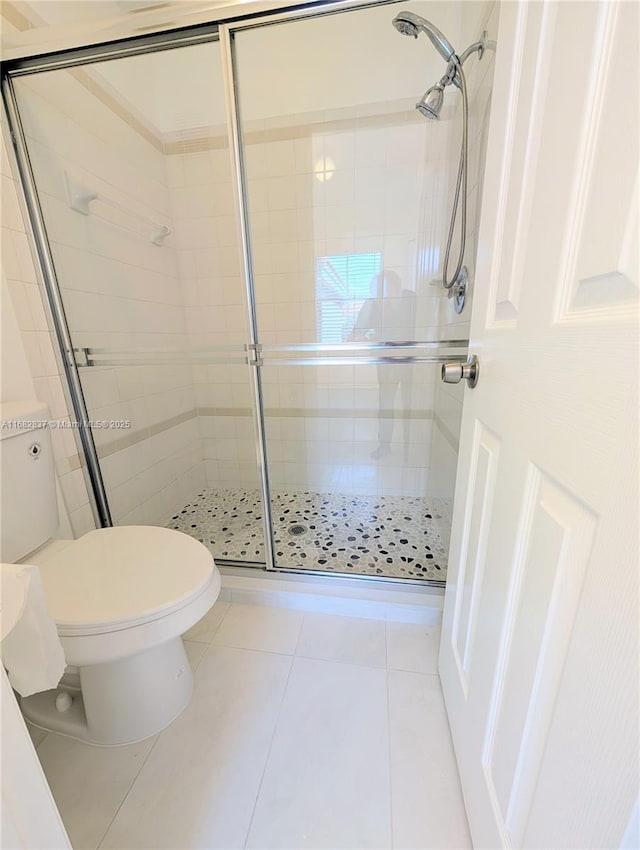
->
[[167, 488, 451, 582]]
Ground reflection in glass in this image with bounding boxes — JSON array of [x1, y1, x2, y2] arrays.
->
[[352, 270, 416, 459], [235, 2, 472, 581], [316, 253, 382, 343]]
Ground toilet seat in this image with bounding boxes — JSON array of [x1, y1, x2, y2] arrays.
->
[[35, 526, 214, 636], [24, 526, 220, 667]]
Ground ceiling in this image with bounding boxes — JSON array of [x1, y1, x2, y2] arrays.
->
[[3, 2, 486, 135]]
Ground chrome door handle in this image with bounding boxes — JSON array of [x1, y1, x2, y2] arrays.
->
[[441, 355, 479, 388]]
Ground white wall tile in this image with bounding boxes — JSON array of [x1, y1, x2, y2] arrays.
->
[[69, 503, 96, 537]]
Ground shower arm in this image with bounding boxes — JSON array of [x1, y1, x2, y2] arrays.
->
[[445, 32, 490, 88], [458, 35, 487, 66]]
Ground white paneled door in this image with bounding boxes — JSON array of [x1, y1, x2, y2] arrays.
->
[[440, 2, 639, 848]]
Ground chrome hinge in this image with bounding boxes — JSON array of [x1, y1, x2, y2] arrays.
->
[[74, 347, 91, 368], [247, 343, 263, 366]]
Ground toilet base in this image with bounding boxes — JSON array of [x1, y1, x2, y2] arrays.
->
[[21, 637, 193, 746]]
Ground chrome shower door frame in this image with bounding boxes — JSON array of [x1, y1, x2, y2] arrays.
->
[[2, 0, 460, 584], [220, 9, 467, 580], [1, 78, 112, 528]]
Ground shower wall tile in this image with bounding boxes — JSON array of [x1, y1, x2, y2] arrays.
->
[[428, 424, 459, 504], [165, 87, 482, 499], [165, 143, 258, 494], [58, 467, 91, 515], [239, 113, 440, 497], [68, 503, 96, 539], [1, 128, 89, 538], [106, 419, 205, 525], [6, 279, 34, 330]]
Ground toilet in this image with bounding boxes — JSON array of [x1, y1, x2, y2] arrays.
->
[[0, 401, 220, 746]]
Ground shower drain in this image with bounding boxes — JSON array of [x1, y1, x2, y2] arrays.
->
[[288, 523, 308, 537]]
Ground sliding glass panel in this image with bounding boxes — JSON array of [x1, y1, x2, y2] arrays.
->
[[234, 1, 472, 581], [13, 43, 267, 565], [260, 357, 457, 580], [234, 1, 463, 346]]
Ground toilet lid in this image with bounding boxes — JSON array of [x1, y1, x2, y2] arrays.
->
[[35, 527, 215, 633]]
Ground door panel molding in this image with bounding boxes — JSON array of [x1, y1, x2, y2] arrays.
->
[[493, 473, 597, 843], [481, 462, 540, 833], [554, 1, 639, 323], [485, 1, 555, 329], [451, 421, 500, 695]]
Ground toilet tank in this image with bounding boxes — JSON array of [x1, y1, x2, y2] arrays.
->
[[0, 401, 59, 563]]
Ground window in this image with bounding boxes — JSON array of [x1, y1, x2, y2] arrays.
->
[[316, 252, 382, 343]]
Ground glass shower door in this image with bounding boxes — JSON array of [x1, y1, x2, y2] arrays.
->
[[233, 1, 468, 582], [12, 40, 268, 566], [254, 348, 465, 581]]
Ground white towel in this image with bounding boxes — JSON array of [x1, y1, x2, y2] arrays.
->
[[1, 564, 66, 697]]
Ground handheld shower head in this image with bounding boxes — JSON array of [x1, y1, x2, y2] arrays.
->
[[392, 11, 457, 62], [394, 10, 491, 296], [392, 12, 420, 37]]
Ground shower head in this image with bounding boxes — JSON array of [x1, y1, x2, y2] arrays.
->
[[392, 11, 421, 37], [392, 11, 457, 62], [416, 83, 444, 119]]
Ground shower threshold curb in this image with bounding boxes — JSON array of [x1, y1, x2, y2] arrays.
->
[[218, 568, 443, 625]]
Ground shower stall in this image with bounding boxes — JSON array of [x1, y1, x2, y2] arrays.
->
[[2, 0, 497, 585]]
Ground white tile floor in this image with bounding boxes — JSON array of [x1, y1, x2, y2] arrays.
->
[[31, 603, 471, 850]]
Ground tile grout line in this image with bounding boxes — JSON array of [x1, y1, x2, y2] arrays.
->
[[241, 653, 298, 850], [182, 608, 225, 644], [294, 650, 387, 670], [183, 640, 207, 672], [386, 650, 395, 850], [385, 620, 391, 670], [212, 599, 233, 636], [94, 732, 161, 850], [240, 669, 296, 850], [212, 605, 391, 669], [384, 621, 397, 847], [187, 600, 233, 660], [95, 603, 232, 849], [291, 609, 306, 657]]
